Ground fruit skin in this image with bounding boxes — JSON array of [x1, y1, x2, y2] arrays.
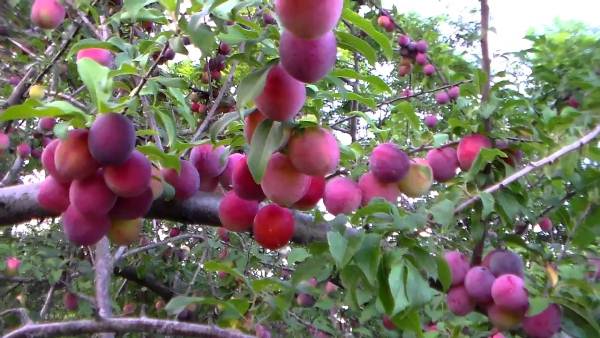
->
[[255, 64, 306, 122], [275, 0, 343, 39], [538, 216, 553, 232], [398, 64, 412, 77], [109, 188, 154, 220], [29, 84, 45, 100], [522, 303, 561, 338], [397, 158, 433, 197], [17, 143, 31, 158], [217, 227, 230, 242], [55, 129, 100, 181], [415, 52, 428, 65], [262, 153, 310, 207], [487, 303, 525, 330], [161, 159, 200, 201], [62, 205, 111, 246], [38, 117, 56, 131], [219, 153, 244, 190], [31, 0, 65, 29], [424, 115, 438, 129], [566, 95, 580, 108], [415, 40, 428, 53], [464, 266, 496, 304], [377, 16, 394, 32], [63, 292, 79, 311], [199, 175, 219, 192], [444, 250, 470, 286], [37, 176, 70, 214], [279, 30, 337, 83], [104, 150, 151, 198], [491, 274, 529, 312], [190, 144, 228, 178], [76, 48, 114, 67], [296, 293, 316, 307], [5, 257, 20, 276], [253, 204, 295, 250], [149, 167, 164, 199], [426, 147, 459, 182], [292, 176, 326, 210], [358, 171, 400, 206], [70, 172, 117, 216], [232, 156, 266, 201], [423, 64, 436, 76], [0, 133, 9, 154], [382, 315, 396, 330], [448, 86, 460, 99], [42, 139, 70, 183], [323, 177, 362, 215], [218, 191, 259, 232], [88, 113, 136, 166], [457, 134, 492, 171], [244, 110, 267, 143], [487, 250, 524, 277], [369, 143, 410, 183], [288, 127, 339, 176], [398, 35, 411, 47], [435, 91, 450, 104], [218, 42, 231, 55], [169, 227, 181, 237], [447, 285, 475, 316], [108, 218, 142, 246]]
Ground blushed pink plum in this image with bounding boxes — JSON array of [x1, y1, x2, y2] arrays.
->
[[161, 159, 200, 201], [280, 30, 337, 83], [358, 171, 400, 206], [288, 127, 339, 176], [104, 150, 151, 198], [426, 147, 459, 182], [369, 143, 410, 183], [261, 153, 310, 207], [70, 172, 117, 216], [323, 177, 362, 215], [37, 176, 70, 214], [491, 274, 529, 312], [77, 48, 114, 67], [444, 250, 470, 286], [446, 285, 475, 316], [255, 64, 306, 121], [218, 191, 259, 232], [275, 0, 343, 39], [232, 156, 265, 201], [62, 205, 111, 246]]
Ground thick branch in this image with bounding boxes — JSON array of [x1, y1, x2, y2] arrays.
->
[[4, 317, 254, 338], [94, 237, 113, 320], [0, 156, 25, 187], [0, 184, 330, 244], [455, 124, 600, 213]]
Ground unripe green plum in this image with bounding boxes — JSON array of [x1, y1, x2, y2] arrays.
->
[[397, 159, 433, 197]]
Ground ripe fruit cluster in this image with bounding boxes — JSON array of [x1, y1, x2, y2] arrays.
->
[[444, 249, 561, 337], [37, 113, 159, 246]]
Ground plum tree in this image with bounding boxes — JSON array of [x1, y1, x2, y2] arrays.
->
[[218, 191, 259, 232], [446, 285, 475, 316], [104, 150, 152, 197], [190, 144, 228, 178], [464, 266, 495, 304], [279, 30, 337, 83], [358, 171, 400, 205], [42, 139, 70, 183], [38, 117, 56, 131], [69, 172, 117, 216], [255, 64, 306, 121], [423, 64, 436, 76], [292, 176, 326, 210], [397, 159, 433, 197], [369, 143, 410, 183], [30, 0, 65, 29], [424, 115, 438, 128], [275, 0, 343, 39], [76, 48, 114, 67], [444, 250, 470, 286], [54, 129, 100, 181], [37, 176, 70, 214], [16, 143, 31, 158], [522, 303, 561, 338], [323, 177, 362, 215], [160, 159, 200, 201], [261, 152, 310, 206], [88, 113, 136, 166], [457, 134, 492, 170], [426, 147, 459, 182], [490, 274, 529, 311], [288, 127, 340, 176], [232, 156, 266, 201], [253, 204, 294, 250]]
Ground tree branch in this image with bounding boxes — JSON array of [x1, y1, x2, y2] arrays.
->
[[4, 317, 254, 338], [0, 156, 25, 187], [115, 234, 205, 264], [480, 0, 492, 131], [113, 266, 175, 301], [378, 80, 472, 107], [455, 124, 600, 214], [94, 237, 113, 321]]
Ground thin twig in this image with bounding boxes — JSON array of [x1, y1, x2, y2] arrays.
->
[[129, 44, 169, 99], [378, 79, 472, 107], [115, 234, 205, 264], [39, 284, 56, 320]]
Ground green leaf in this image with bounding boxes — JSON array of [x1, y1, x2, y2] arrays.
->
[[337, 32, 377, 65], [247, 119, 291, 183], [331, 69, 391, 93], [186, 15, 216, 56], [480, 191, 495, 218], [405, 263, 435, 307], [77, 58, 113, 112], [69, 38, 122, 56], [0, 100, 63, 122], [388, 264, 409, 315], [165, 296, 202, 315], [155, 110, 177, 147], [287, 248, 310, 266], [327, 231, 348, 268], [123, 0, 154, 21], [354, 234, 381, 287], [341, 8, 394, 60], [137, 144, 181, 170], [465, 148, 507, 181], [527, 297, 550, 317], [158, 0, 176, 11], [209, 111, 242, 141], [394, 101, 419, 128], [436, 256, 451, 292], [236, 61, 277, 110], [430, 199, 456, 227]]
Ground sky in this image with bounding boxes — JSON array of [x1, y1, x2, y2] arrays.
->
[[383, 0, 599, 54]]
